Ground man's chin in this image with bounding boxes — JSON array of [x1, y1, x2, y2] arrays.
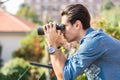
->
[[65, 37, 73, 42], [67, 39, 73, 43]]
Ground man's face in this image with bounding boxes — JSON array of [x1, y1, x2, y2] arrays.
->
[[61, 15, 78, 42]]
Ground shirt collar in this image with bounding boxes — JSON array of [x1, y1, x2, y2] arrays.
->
[[85, 27, 94, 35], [79, 27, 94, 44]]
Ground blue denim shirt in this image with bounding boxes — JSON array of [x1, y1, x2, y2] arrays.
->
[[63, 28, 120, 80]]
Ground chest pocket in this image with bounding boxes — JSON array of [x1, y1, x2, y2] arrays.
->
[[84, 64, 102, 80]]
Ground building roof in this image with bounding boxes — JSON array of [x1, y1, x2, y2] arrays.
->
[[0, 8, 36, 32]]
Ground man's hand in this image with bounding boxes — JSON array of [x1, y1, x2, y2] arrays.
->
[[43, 22, 67, 80], [43, 22, 61, 48]]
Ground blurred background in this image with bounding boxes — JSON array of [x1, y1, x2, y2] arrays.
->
[[0, 0, 120, 80]]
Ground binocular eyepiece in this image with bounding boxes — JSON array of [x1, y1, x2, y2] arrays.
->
[[37, 24, 65, 35]]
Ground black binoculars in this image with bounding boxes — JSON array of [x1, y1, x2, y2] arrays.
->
[[37, 24, 65, 35]]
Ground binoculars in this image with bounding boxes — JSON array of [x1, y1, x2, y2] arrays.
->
[[37, 24, 65, 35]]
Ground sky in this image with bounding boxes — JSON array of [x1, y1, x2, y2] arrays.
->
[[2, 0, 24, 14]]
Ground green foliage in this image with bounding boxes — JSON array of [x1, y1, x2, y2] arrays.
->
[[0, 58, 43, 80], [101, 6, 120, 26], [39, 72, 47, 80], [101, 0, 114, 10], [16, 3, 42, 25], [0, 58, 30, 80], [98, 18, 120, 40], [98, 5, 120, 40], [12, 28, 46, 62], [76, 73, 88, 80]]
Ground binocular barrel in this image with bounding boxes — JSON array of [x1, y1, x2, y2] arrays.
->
[[37, 24, 65, 35]]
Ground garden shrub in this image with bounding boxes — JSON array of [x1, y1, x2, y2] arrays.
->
[[0, 58, 41, 80]]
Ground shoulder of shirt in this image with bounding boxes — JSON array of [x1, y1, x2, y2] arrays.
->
[[85, 29, 104, 39], [80, 29, 104, 44]]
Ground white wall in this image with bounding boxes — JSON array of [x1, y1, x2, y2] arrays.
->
[[0, 33, 26, 63]]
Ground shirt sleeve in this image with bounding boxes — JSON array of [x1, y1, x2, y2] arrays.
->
[[63, 33, 108, 80]]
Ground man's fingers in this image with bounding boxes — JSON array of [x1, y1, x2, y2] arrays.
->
[[57, 30, 61, 36], [43, 25, 47, 34], [49, 22, 53, 29], [53, 21, 57, 30]]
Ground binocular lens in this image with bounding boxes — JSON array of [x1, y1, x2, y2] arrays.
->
[[37, 24, 65, 35]]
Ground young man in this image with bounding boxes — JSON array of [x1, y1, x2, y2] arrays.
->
[[43, 4, 120, 80]]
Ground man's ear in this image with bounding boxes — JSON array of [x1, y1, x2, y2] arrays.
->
[[74, 20, 82, 29]]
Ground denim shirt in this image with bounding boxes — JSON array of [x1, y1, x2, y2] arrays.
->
[[63, 28, 120, 80]]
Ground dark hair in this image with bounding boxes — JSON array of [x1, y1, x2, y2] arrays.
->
[[61, 4, 91, 30]]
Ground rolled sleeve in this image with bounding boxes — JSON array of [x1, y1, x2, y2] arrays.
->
[[63, 60, 73, 80]]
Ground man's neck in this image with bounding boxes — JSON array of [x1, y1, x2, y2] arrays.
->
[[78, 28, 88, 42]]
